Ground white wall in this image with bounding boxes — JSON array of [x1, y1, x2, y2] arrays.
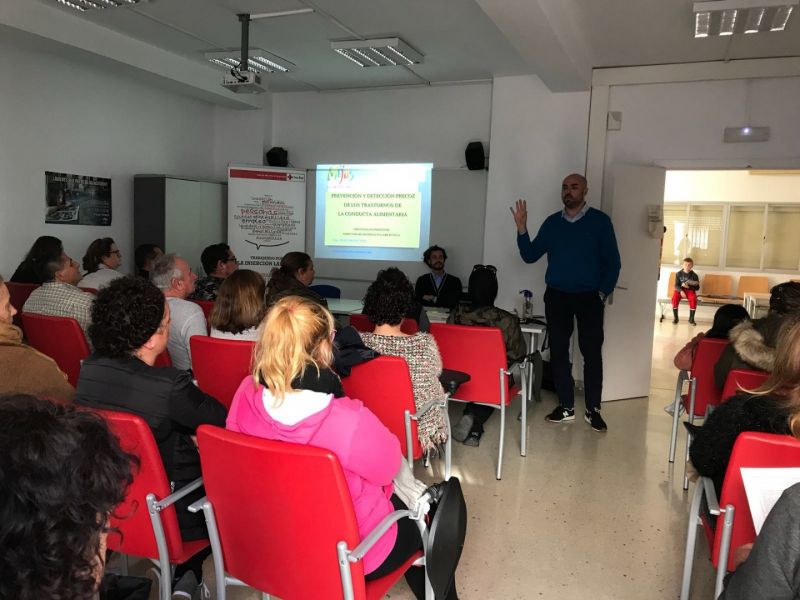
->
[[271, 82, 493, 298], [213, 103, 272, 181], [0, 35, 219, 279], [483, 75, 591, 312]]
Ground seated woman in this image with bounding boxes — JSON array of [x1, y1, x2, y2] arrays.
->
[[75, 276, 227, 595], [80, 237, 124, 290], [447, 265, 526, 446], [673, 303, 750, 371], [209, 269, 266, 342], [265, 251, 327, 308], [714, 281, 800, 388], [0, 394, 134, 600], [10, 235, 63, 284], [0, 275, 74, 402], [689, 318, 800, 496], [227, 296, 458, 599], [359, 268, 450, 453]]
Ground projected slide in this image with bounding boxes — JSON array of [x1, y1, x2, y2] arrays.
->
[[315, 163, 432, 262]]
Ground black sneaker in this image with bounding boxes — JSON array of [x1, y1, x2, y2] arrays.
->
[[545, 406, 575, 423], [463, 431, 482, 447], [585, 409, 607, 432]]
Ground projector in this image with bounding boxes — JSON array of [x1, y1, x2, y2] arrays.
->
[[222, 70, 265, 94]]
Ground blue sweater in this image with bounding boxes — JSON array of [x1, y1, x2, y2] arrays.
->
[[517, 207, 621, 296]]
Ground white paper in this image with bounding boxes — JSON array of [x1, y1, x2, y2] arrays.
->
[[741, 467, 800, 534]]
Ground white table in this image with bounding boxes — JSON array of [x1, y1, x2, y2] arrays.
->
[[743, 292, 771, 318]]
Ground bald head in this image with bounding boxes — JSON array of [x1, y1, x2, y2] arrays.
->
[[561, 173, 588, 211]]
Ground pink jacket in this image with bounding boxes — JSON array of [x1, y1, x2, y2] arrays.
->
[[227, 377, 401, 574]]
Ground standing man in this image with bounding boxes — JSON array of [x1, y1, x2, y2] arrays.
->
[[151, 254, 206, 371], [511, 173, 621, 432], [414, 245, 463, 309], [189, 243, 238, 301]]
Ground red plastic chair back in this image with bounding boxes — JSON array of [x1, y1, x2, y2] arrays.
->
[[190, 337, 254, 409], [349, 314, 418, 335], [99, 409, 204, 563], [430, 322, 515, 405], [721, 369, 770, 404], [154, 350, 173, 368], [6, 282, 39, 330], [198, 425, 401, 600], [713, 432, 800, 571], [21, 313, 89, 387], [342, 356, 422, 460], [685, 338, 729, 416]]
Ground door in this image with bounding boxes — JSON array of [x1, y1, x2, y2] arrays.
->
[[601, 164, 666, 401]]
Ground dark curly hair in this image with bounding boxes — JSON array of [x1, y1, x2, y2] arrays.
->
[[200, 243, 231, 276], [0, 394, 134, 600], [423, 245, 447, 266], [362, 267, 413, 326], [89, 276, 165, 357]]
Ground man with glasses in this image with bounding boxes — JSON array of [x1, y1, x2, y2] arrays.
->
[[414, 245, 463, 309], [511, 173, 620, 432], [189, 243, 238, 301]]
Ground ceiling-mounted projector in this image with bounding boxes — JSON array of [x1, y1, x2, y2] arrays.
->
[[222, 70, 264, 94], [723, 126, 770, 143]]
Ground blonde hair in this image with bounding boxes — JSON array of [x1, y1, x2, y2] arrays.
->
[[744, 318, 800, 437], [252, 295, 335, 404]]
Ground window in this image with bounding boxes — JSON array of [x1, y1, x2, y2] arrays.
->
[[686, 205, 723, 267], [726, 206, 763, 269], [764, 205, 800, 270]]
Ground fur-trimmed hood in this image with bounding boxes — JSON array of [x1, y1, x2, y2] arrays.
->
[[729, 319, 776, 372]]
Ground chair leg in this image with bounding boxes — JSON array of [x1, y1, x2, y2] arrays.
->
[[715, 505, 735, 599], [520, 367, 528, 457], [683, 379, 697, 491], [668, 372, 686, 463], [680, 480, 704, 600], [443, 401, 452, 481], [497, 401, 506, 480]]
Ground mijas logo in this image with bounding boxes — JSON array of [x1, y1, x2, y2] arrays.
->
[[327, 166, 352, 184]]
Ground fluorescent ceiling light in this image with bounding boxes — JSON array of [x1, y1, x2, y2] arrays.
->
[[331, 37, 424, 68], [205, 49, 294, 73], [693, 0, 797, 36], [52, 0, 146, 11]]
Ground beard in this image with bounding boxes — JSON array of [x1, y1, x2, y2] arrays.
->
[[562, 195, 584, 209]]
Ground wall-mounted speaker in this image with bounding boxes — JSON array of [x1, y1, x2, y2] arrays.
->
[[265, 146, 288, 167], [465, 141, 485, 171]]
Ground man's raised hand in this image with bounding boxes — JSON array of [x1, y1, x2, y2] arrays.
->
[[510, 199, 528, 234]]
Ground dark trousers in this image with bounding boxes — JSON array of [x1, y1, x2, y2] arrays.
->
[[366, 495, 458, 600], [543, 287, 605, 412]]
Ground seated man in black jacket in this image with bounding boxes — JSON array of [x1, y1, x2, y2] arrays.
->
[[414, 245, 463, 309], [75, 275, 227, 596]]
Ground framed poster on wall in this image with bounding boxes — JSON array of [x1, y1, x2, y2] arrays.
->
[[45, 171, 111, 225], [227, 165, 306, 275]]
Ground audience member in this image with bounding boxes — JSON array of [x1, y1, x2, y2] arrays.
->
[[415, 245, 463, 309], [448, 265, 526, 446], [209, 269, 265, 341], [671, 257, 700, 325], [22, 249, 94, 342], [0, 394, 134, 600], [360, 268, 450, 452], [673, 303, 750, 371], [75, 276, 227, 594], [717, 482, 800, 599], [150, 253, 206, 371], [134, 243, 163, 279], [80, 237, 123, 290], [689, 319, 800, 495], [265, 251, 327, 308], [0, 276, 74, 402], [189, 243, 238, 301], [714, 281, 800, 388], [10, 235, 63, 284], [227, 296, 459, 599]]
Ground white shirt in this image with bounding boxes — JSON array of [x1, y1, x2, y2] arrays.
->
[[79, 264, 123, 290], [166, 297, 207, 371], [210, 326, 260, 342]]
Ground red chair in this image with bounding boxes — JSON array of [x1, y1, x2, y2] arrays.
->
[[21, 313, 89, 387], [6, 282, 38, 331], [681, 432, 800, 600], [98, 409, 210, 600], [721, 368, 769, 403], [78, 287, 98, 295], [154, 350, 173, 368], [342, 356, 449, 478], [191, 300, 214, 331], [190, 337, 255, 409], [193, 425, 427, 600], [430, 323, 526, 480], [667, 337, 729, 489], [349, 314, 419, 335]]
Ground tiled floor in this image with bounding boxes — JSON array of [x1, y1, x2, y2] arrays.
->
[[131, 317, 718, 599]]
